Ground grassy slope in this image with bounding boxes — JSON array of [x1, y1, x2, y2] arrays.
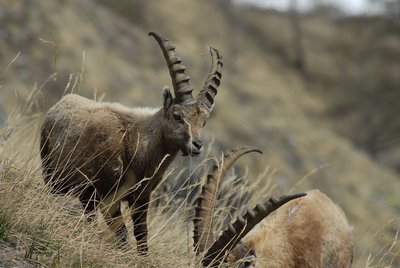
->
[[0, 0, 399, 266]]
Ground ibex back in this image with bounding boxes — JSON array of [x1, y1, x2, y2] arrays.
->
[[40, 32, 223, 254]]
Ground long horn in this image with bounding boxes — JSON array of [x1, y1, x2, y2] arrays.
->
[[197, 47, 223, 111], [149, 32, 194, 104], [193, 147, 262, 255], [202, 192, 307, 267]]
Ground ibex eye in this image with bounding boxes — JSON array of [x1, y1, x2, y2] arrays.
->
[[173, 112, 181, 121]]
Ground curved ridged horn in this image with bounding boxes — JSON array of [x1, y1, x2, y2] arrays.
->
[[149, 32, 194, 104], [202, 192, 307, 267], [193, 147, 262, 255], [197, 47, 223, 110]]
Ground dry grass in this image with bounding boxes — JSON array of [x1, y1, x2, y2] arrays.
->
[[0, 113, 189, 267], [0, 93, 398, 267], [0, 94, 271, 267]]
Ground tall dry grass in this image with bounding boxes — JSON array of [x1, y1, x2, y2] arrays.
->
[[0, 90, 187, 267], [0, 89, 271, 267], [0, 90, 398, 267]]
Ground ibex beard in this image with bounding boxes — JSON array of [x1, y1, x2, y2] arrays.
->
[[39, 32, 223, 255]]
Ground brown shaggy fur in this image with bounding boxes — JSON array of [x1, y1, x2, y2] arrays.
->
[[239, 190, 354, 267], [40, 92, 210, 253]]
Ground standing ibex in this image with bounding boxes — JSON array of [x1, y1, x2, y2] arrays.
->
[[40, 32, 223, 254], [193, 147, 354, 267]]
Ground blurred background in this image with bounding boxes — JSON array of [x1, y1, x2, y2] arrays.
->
[[0, 0, 399, 265]]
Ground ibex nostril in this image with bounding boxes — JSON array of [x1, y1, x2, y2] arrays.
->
[[193, 140, 203, 150]]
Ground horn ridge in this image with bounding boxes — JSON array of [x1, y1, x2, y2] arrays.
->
[[148, 32, 194, 103], [197, 47, 223, 110]]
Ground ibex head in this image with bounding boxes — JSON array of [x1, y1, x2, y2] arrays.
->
[[149, 32, 222, 156], [193, 146, 306, 267]]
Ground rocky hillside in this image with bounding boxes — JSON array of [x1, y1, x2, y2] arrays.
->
[[0, 0, 399, 266]]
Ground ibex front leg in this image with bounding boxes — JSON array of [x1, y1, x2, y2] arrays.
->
[[128, 196, 149, 255]]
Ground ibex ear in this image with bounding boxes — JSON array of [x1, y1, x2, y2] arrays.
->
[[162, 86, 173, 111]]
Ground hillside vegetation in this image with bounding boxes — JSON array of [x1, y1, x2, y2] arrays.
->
[[0, 0, 399, 266]]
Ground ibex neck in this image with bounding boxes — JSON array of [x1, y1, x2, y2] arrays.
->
[[129, 108, 178, 179], [144, 108, 177, 153]]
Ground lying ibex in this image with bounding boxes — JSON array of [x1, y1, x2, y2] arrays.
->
[[40, 32, 223, 254], [193, 147, 354, 267]]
